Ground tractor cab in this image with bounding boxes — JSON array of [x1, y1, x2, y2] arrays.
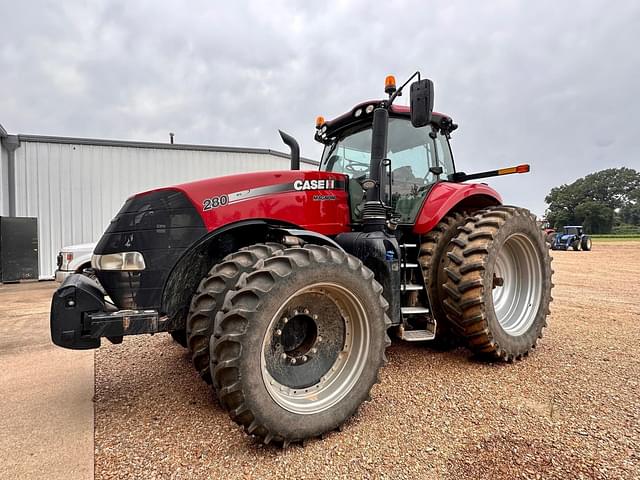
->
[[563, 226, 583, 236], [316, 101, 457, 224]]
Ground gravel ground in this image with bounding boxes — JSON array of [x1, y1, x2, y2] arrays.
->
[[95, 242, 640, 479]]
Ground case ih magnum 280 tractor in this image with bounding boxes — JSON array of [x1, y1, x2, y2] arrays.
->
[[51, 73, 552, 446]]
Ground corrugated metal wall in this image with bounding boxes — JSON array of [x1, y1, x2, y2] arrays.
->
[[0, 141, 8, 216], [11, 140, 312, 279]]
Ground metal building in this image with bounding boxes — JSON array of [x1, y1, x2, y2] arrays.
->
[[0, 124, 315, 279]]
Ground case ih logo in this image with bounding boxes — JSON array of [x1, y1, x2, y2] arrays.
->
[[293, 179, 336, 191]]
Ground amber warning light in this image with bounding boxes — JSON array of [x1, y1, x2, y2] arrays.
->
[[384, 75, 396, 94]]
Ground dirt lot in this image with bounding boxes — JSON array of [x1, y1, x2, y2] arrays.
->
[[88, 242, 636, 479]]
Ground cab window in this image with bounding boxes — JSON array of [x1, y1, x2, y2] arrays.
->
[[320, 117, 455, 223]]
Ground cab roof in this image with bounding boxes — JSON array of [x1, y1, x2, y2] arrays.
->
[[315, 99, 456, 144]]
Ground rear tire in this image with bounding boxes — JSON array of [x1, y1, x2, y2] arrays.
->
[[418, 211, 469, 349], [442, 206, 553, 361], [186, 243, 284, 384], [581, 236, 592, 251], [211, 245, 391, 446]]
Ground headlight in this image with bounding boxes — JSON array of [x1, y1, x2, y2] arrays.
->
[[91, 252, 146, 271]]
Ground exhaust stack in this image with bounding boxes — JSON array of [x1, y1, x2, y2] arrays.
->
[[279, 130, 300, 170]]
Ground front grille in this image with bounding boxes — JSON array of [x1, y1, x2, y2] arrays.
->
[[94, 189, 206, 310]]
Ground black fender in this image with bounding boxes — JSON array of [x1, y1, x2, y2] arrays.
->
[[160, 220, 342, 329]]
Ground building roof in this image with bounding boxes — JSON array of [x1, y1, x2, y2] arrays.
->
[[0, 125, 318, 165]]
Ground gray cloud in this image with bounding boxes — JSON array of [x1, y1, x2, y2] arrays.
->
[[2, 0, 640, 215]]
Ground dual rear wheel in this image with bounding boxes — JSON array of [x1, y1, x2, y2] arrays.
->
[[440, 206, 553, 361]]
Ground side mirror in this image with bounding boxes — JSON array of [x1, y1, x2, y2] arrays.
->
[[410, 79, 434, 128]]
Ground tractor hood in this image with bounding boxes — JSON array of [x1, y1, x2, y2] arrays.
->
[[165, 170, 351, 235], [93, 170, 351, 310], [557, 234, 576, 243]]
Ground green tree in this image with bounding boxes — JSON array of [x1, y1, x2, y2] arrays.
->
[[545, 167, 640, 233], [574, 201, 614, 233]]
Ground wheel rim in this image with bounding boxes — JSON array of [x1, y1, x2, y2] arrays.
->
[[491, 234, 543, 336], [261, 283, 370, 415]]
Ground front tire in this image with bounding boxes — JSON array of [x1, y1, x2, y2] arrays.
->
[[186, 243, 284, 384], [442, 206, 553, 361], [211, 245, 391, 446]]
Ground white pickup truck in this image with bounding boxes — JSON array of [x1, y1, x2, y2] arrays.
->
[[55, 242, 97, 282]]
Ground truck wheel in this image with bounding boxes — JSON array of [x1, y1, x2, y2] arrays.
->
[[572, 239, 580, 251], [211, 245, 391, 446], [186, 243, 284, 384], [580, 236, 592, 251], [418, 211, 468, 349], [442, 206, 553, 361]]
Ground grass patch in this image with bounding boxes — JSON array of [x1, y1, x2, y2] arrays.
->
[[591, 235, 640, 242]]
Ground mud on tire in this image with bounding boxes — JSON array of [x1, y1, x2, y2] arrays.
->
[[442, 206, 553, 361], [186, 243, 284, 384], [210, 245, 391, 446]]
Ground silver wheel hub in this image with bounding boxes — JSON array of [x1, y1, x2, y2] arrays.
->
[[261, 283, 370, 415], [492, 234, 542, 336]]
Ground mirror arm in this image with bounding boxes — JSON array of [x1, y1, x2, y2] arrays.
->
[[388, 71, 420, 105]]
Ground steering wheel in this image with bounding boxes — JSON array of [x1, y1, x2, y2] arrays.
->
[[344, 159, 370, 174]]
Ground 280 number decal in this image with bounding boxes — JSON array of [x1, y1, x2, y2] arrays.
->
[[202, 195, 229, 211]]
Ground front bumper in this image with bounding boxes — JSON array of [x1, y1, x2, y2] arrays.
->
[[55, 269, 74, 283], [50, 274, 170, 350]]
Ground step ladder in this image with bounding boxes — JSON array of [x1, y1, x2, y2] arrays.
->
[[397, 242, 436, 342]]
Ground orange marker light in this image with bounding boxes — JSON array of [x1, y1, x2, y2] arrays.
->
[[498, 164, 531, 175], [316, 116, 325, 128], [385, 75, 396, 94]]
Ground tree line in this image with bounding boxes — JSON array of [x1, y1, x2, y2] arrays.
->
[[545, 167, 640, 234]]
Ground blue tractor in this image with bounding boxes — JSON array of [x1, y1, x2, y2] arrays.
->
[[551, 226, 592, 251]]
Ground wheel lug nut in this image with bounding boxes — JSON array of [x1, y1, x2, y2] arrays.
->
[[293, 310, 299, 316], [302, 355, 308, 362], [303, 308, 309, 314], [290, 358, 297, 365], [311, 348, 317, 354], [275, 329, 282, 336], [281, 353, 287, 360], [317, 336, 322, 343], [313, 314, 318, 320], [283, 317, 289, 324]]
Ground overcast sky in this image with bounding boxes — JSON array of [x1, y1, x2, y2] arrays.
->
[[2, 0, 639, 215]]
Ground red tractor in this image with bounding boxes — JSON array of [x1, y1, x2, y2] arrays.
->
[[51, 73, 553, 446]]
